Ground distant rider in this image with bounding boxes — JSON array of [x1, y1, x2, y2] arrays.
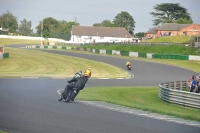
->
[[84, 68, 91, 78], [126, 61, 131, 67]]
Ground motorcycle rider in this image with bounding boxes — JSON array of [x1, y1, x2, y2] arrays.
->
[[126, 61, 131, 68], [67, 74, 87, 101], [84, 68, 91, 80], [59, 70, 83, 101], [74, 70, 82, 78]]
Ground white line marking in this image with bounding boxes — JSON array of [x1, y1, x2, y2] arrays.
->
[[21, 77, 39, 78], [124, 69, 134, 78]]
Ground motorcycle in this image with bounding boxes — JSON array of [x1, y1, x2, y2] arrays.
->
[[58, 87, 76, 102], [127, 64, 131, 70]]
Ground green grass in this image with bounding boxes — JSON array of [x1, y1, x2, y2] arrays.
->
[[0, 47, 128, 78], [143, 35, 192, 43], [80, 44, 199, 55], [0, 38, 41, 46], [0, 131, 6, 133], [77, 86, 200, 121]]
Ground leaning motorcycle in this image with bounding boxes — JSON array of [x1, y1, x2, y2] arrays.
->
[[127, 64, 131, 70], [59, 87, 76, 102]]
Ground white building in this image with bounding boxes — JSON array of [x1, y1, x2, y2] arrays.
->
[[70, 25, 133, 43]]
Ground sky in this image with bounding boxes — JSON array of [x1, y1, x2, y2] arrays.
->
[[0, 0, 200, 33]]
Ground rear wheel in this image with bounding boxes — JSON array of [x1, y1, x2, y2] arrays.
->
[[65, 90, 75, 102]]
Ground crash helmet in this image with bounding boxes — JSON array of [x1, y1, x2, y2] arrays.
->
[[78, 70, 82, 74]]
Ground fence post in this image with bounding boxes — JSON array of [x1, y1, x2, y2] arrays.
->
[[180, 81, 182, 90]]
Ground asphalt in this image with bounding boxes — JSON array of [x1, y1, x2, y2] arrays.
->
[[0, 45, 199, 133]]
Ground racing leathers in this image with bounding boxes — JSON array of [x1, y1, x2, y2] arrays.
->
[[84, 69, 91, 77], [67, 76, 86, 100], [126, 61, 131, 67]]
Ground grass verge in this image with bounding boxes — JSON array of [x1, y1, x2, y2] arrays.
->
[[80, 44, 199, 55], [0, 47, 128, 78], [57, 48, 200, 73], [77, 86, 200, 121], [142, 35, 192, 43], [0, 38, 41, 46]]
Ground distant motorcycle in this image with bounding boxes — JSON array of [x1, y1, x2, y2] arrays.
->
[[59, 87, 76, 102], [127, 64, 131, 70]]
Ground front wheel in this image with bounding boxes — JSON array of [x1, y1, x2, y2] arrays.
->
[[65, 90, 75, 102]]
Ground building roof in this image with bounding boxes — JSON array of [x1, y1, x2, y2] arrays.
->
[[146, 27, 159, 34], [71, 25, 133, 38], [158, 23, 191, 31]]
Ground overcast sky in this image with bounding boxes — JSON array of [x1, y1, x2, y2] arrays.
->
[[0, 0, 200, 33]]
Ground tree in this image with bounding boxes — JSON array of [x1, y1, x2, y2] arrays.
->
[[134, 32, 145, 38], [93, 23, 101, 27], [59, 20, 79, 40], [18, 18, 33, 36], [36, 17, 79, 39], [36, 17, 60, 38], [173, 18, 193, 24], [93, 20, 114, 27], [113, 11, 135, 35], [0, 10, 18, 33], [150, 3, 192, 26]]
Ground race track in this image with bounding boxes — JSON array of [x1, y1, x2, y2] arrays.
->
[[0, 46, 199, 133]]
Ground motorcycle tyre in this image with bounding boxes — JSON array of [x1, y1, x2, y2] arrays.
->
[[65, 91, 75, 102]]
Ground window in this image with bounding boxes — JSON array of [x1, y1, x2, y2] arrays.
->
[[76, 36, 81, 38]]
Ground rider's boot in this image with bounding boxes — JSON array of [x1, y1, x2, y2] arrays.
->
[[58, 95, 63, 101]]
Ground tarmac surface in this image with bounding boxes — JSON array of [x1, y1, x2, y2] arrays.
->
[[0, 45, 199, 133]]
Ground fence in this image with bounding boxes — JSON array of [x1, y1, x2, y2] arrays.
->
[[88, 42, 191, 46], [0, 53, 9, 59], [159, 81, 200, 109]]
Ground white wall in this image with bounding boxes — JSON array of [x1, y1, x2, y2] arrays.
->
[[0, 35, 45, 40], [70, 35, 133, 43]]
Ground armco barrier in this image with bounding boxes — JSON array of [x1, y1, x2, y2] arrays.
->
[[138, 52, 147, 58], [152, 54, 189, 60], [120, 51, 129, 56], [159, 81, 200, 109], [62, 46, 66, 49], [83, 48, 87, 51], [106, 50, 112, 55], [3, 53, 9, 58], [95, 49, 100, 54], [0, 53, 9, 59]]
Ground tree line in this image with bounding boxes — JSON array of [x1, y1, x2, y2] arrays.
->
[[0, 3, 193, 39]]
